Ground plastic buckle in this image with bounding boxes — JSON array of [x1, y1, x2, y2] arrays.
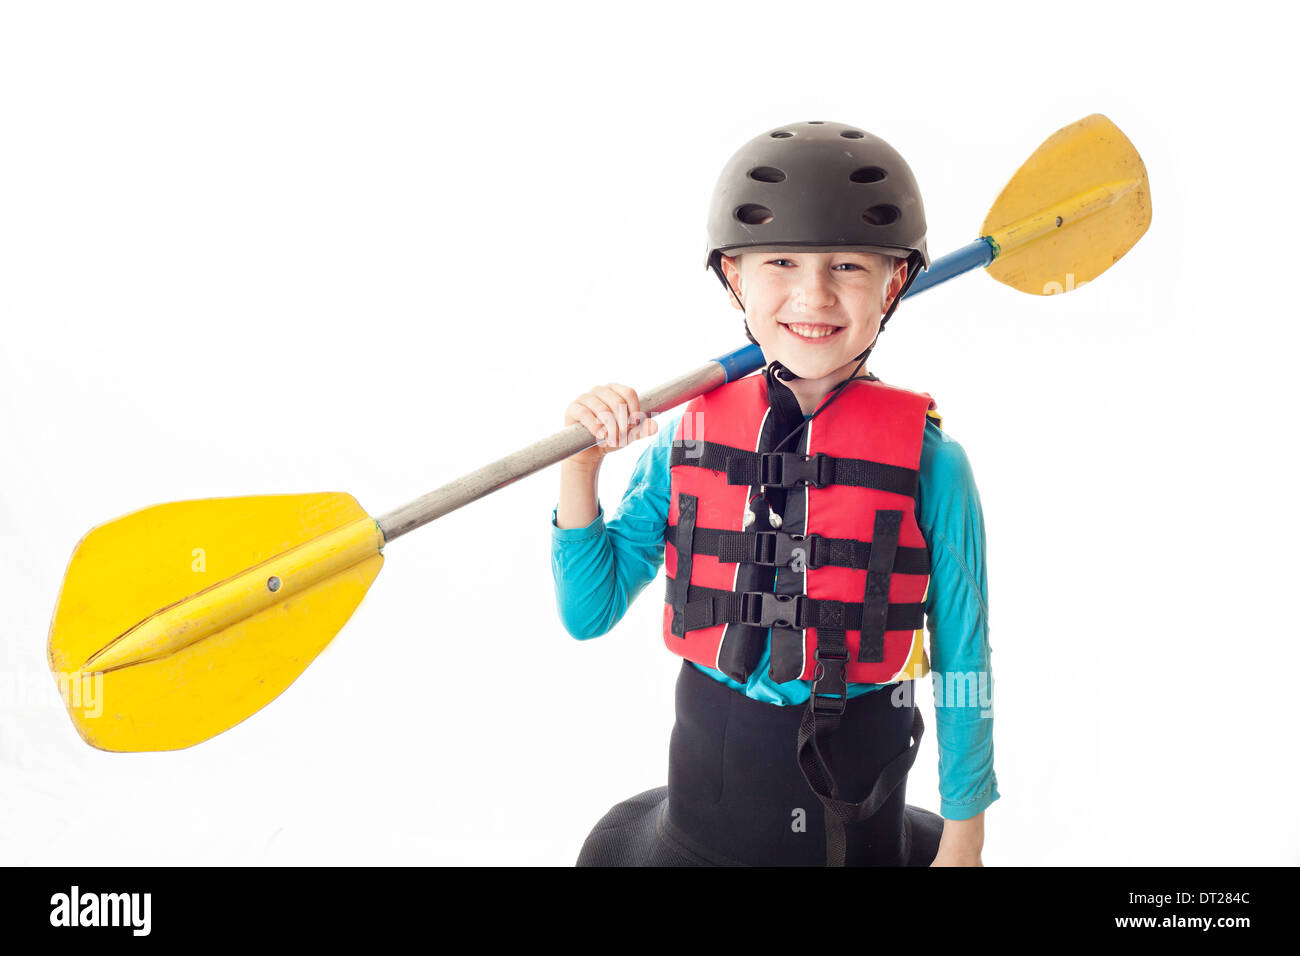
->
[[752, 532, 818, 571], [774, 532, 819, 571], [811, 646, 849, 717], [739, 591, 805, 629], [804, 452, 832, 489], [759, 452, 787, 487], [760, 452, 830, 489]]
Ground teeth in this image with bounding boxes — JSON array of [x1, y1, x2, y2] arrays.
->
[[786, 323, 840, 338]]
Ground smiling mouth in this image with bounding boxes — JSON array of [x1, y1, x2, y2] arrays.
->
[[781, 322, 844, 342]]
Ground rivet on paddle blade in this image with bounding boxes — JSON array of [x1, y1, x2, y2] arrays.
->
[[267, 576, 281, 592]]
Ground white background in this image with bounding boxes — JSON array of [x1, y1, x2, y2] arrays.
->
[[1, 0, 1296, 866]]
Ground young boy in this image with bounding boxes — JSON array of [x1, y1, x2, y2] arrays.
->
[[552, 120, 998, 866]]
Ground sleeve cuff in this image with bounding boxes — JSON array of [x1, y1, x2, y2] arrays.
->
[[551, 503, 606, 541], [940, 786, 1001, 821]]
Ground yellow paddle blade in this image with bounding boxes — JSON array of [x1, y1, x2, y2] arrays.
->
[[981, 113, 1151, 295], [47, 493, 384, 752]]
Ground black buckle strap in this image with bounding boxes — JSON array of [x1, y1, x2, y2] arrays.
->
[[739, 591, 806, 629], [673, 439, 919, 498], [667, 580, 925, 637], [753, 531, 820, 570], [759, 451, 831, 489], [797, 702, 926, 867], [811, 638, 849, 717], [668, 523, 930, 576]]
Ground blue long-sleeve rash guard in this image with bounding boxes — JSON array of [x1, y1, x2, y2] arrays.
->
[[550, 407, 1000, 821]]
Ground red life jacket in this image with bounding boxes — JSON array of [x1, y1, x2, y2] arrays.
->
[[663, 373, 936, 690]]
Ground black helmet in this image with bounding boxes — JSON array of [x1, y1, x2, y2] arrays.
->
[[703, 120, 932, 463], [705, 120, 929, 353]]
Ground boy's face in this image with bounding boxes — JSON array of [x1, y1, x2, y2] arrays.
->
[[720, 249, 906, 384]]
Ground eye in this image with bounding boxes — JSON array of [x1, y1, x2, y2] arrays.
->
[[766, 258, 795, 267], [833, 262, 864, 271]]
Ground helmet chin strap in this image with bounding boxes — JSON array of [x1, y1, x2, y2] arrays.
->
[[720, 268, 860, 455]]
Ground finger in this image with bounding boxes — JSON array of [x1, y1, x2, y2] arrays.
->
[[629, 413, 659, 441], [580, 395, 622, 449], [590, 385, 629, 447], [606, 384, 644, 448], [594, 407, 618, 448], [627, 407, 655, 434], [606, 383, 641, 422], [565, 401, 609, 445]]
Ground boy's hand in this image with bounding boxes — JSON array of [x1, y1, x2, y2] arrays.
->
[[930, 812, 985, 867], [563, 383, 658, 469]]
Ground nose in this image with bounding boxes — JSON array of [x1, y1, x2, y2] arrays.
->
[[795, 270, 836, 312]]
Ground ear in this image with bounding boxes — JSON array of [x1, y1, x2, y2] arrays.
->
[[883, 257, 908, 312], [720, 254, 744, 311]]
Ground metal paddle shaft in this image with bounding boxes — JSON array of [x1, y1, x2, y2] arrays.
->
[[376, 357, 736, 541]]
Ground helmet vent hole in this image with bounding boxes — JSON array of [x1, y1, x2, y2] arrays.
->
[[736, 204, 774, 225], [807, 120, 825, 125], [840, 130, 865, 139], [770, 130, 794, 139], [862, 204, 900, 226], [850, 166, 887, 184], [748, 166, 786, 183]]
